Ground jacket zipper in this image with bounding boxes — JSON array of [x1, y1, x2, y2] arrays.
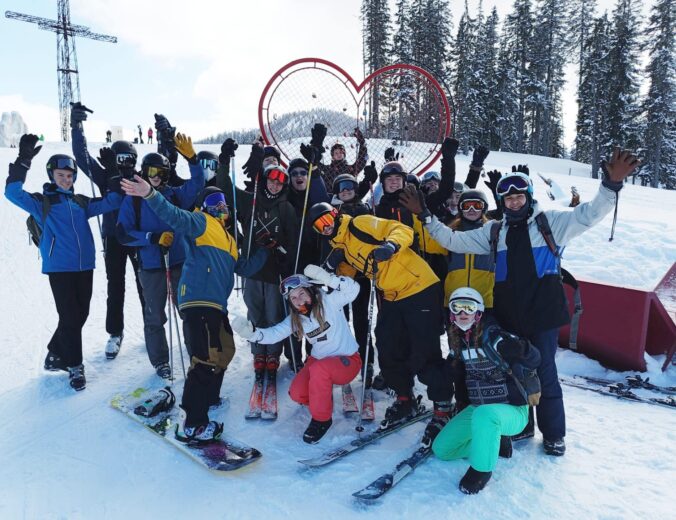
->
[[68, 196, 83, 270]]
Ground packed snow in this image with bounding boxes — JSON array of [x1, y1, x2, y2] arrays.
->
[[0, 142, 674, 519]]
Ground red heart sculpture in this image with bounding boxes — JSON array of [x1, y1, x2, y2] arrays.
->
[[258, 58, 451, 176]]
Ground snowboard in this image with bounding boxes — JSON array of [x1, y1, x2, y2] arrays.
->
[[111, 387, 262, 472]]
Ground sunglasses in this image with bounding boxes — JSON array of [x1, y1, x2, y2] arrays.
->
[[290, 168, 308, 178], [312, 213, 336, 233], [267, 168, 288, 184], [280, 275, 311, 297], [449, 299, 481, 315], [116, 153, 137, 168], [199, 158, 218, 171], [496, 176, 530, 197], [460, 199, 486, 212], [336, 180, 357, 193], [146, 166, 168, 179]]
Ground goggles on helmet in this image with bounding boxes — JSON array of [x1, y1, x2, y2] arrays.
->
[[336, 179, 357, 193], [312, 212, 336, 233], [280, 274, 314, 297], [199, 158, 218, 171], [51, 157, 77, 171], [203, 192, 228, 218], [116, 153, 137, 168], [453, 181, 466, 193], [449, 299, 481, 315], [496, 175, 531, 197], [422, 171, 441, 183], [459, 199, 486, 212], [146, 166, 169, 179], [290, 168, 308, 178], [267, 168, 288, 184]]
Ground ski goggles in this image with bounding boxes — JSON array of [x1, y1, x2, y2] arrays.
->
[[459, 199, 486, 212], [280, 274, 313, 297], [449, 299, 481, 315], [422, 171, 441, 183], [146, 166, 169, 179], [116, 153, 137, 168], [453, 181, 466, 193], [496, 175, 531, 197], [290, 168, 308, 178], [312, 212, 336, 233], [267, 168, 288, 184], [336, 179, 357, 193], [50, 157, 77, 171], [203, 192, 228, 217], [199, 158, 218, 171]]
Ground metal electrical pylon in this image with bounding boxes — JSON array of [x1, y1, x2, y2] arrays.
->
[[5, 0, 117, 142]]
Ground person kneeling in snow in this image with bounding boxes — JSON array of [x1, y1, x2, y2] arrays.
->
[[433, 288, 541, 495], [120, 176, 267, 442], [231, 265, 362, 444]]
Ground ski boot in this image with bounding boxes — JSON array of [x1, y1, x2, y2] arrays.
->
[[44, 352, 67, 372], [68, 364, 86, 391], [178, 421, 224, 443], [134, 387, 176, 417], [266, 355, 280, 378], [499, 436, 513, 458], [303, 418, 333, 444], [543, 437, 566, 456], [105, 334, 123, 360], [254, 354, 266, 375], [381, 392, 417, 428], [421, 401, 453, 447], [511, 406, 535, 441], [459, 467, 492, 495], [371, 371, 388, 392], [154, 362, 172, 380], [363, 363, 374, 389]]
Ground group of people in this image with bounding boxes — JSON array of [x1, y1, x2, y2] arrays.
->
[[4, 106, 640, 494]]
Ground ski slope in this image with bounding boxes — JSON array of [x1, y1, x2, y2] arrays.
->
[[0, 142, 674, 519]]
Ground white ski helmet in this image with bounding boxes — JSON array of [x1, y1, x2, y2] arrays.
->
[[448, 287, 485, 330]]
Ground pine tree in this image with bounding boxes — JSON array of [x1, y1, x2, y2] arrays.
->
[[452, 3, 479, 152], [642, 0, 676, 189], [361, 0, 392, 135], [568, 0, 598, 87], [477, 7, 501, 150]]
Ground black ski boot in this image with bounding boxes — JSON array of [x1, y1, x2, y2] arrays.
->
[[371, 371, 388, 391], [364, 363, 374, 389], [44, 352, 67, 372], [543, 437, 566, 456], [68, 364, 86, 391], [134, 387, 176, 417], [154, 362, 172, 380], [382, 393, 415, 428], [303, 418, 333, 444], [511, 406, 535, 441], [459, 466, 492, 494], [421, 401, 453, 447], [499, 436, 513, 458]]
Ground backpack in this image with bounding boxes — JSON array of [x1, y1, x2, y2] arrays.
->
[[488, 213, 583, 350], [27, 193, 89, 247]]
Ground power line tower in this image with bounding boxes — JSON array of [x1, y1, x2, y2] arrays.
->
[[5, 0, 117, 142]]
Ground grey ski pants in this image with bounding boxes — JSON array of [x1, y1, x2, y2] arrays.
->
[[243, 278, 286, 357]]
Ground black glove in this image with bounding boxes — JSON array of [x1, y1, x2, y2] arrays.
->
[[484, 170, 502, 194], [385, 147, 399, 162], [154, 114, 172, 133], [310, 123, 327, 150], [354, 127, 365, 145], [471, 145, 489, 168], [323, 248, 346, 272], [300, 143, 322, 166], [242, 145, 265, 181], [373, 241, 398, 262], [70, 102, 93, 128], [98, 147, 118, 174], [255, 231, 278, 249], [363, 161, 378, 184], [441, 137, 459, 160], [219, 138, 238, 164], [512, 164, 529, 176], [16, 134, 42, 169], [497, 336, 527, 362]]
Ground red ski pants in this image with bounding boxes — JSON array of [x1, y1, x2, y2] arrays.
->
[[289, 352, 362, 421]]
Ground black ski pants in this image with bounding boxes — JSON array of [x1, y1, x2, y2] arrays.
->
[[342, 276, 374, 364], [104, 235, 144, 337], [47, 271, 93, 367], [375, 282, 451, 402], [181, 308, 235, 427]]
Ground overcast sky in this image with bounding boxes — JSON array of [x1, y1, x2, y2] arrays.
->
[[0, 0, 648, 148]]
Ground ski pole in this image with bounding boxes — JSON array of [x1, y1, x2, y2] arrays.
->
[[356, 253, 377, 433], [293, 162, 314, 273], [231, 154, 240, 291], [280, 274, 299, 374], [164, 250, 187, 380], [243, 171, 260, 292]]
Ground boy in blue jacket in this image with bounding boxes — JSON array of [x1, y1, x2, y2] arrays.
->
[[121, 175, 267, 442], [4, 134, 123, 391], [116, 134, 204, 378]]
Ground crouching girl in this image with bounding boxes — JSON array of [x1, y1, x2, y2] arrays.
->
[[232, 265, 362, 443], [432, 287, 541, 494]]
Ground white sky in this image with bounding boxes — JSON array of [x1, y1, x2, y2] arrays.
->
[[0, 0, 650, 149]]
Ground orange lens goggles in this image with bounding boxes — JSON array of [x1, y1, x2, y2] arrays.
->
[[312, 213, 335, 233], [460, 199, 485, 211]]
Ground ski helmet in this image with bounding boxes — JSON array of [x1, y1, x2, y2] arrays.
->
[[453, 181, 468, 193], [406, 174, 420, 188], [448, 287, 484, 331], [495, 172, 533, 199], [379, 161, 407, 184], [111, 140, 138, 168], [141, 152, 170, 182], [308, 202, 339, 234], [421, 170, 441, 185], [288, 158, 309, 175], [196, 150, 219, 182], [262, 164, 289, 185], [263, 146, 281, 161], [458, 189, 489, 214], [333, 173, 358, 194], [195, 186, 228, 221], [46, 154, 78, 182]]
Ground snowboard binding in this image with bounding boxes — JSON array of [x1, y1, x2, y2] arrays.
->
[[133, 387, 176, 418]]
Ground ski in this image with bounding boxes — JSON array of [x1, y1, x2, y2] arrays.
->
[[111, 387, 261, 472], [245, 371, 265, 419], [342, 384, 359, 414], [352, 445, 432, 500], [298, 406, 432, 467], [575, 374, 676, 396], [361, 388, 375, 421], [561, 378, 676, 410], [261, 371, 278, 420]]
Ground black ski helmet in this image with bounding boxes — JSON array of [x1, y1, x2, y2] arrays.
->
[[196, 150, 219, 181], [332, 173, 358, 194], [141, 152, 170, 181], [195, 186, 225, 210], [111, 140, 138, 168], [288, 158, 309, 173], [406, 174, 420, 188], [46, 154, 78, 182], [263, 146, 281, 161], [458, 189, 489, 214], [308, 202, 338, 231], [196, 150, 218, 163], [379, 161, 407, 184]]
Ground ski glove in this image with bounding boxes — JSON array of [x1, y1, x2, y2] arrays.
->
[[175, 133, 197, 163], [220, 138, 238, 164], [98, 147, 118, 174], [230, 315, 261, 342], [363, 160, 378, 184], [149, 231, 174, 248], [304, 264, 338, 288], [497, 336, 528, 362], [154, 113, 173, 133], [16, 134, 42, 169], [471, 145, 489, 168], [70, 102, 92, 128], [399, 185, 428, 216], [300, 143, 322, 166], [255, 231, 278, 250], [323, 248, 346, 272], [441, 137, 459, 160], [354, 127, 365, 145], [310, 123, 327, 150], [373, 241, 398, 262], [384, 147, 399, 162], [601, 147, 640, 191], [511, 164, 529, 176], [242, 144, 265, 180]]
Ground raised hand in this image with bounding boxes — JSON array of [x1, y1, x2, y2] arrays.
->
[[471, 145, 489, 168], [398, 184, 427, 215], [601, 147, 641, 183], [16, 134, 42, 168], [121, 174, 153, 198], [441, 137, 459, 159], [174, 133, 196, 161]]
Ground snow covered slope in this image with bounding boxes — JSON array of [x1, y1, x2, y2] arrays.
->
[[0, 142, 674, 519]]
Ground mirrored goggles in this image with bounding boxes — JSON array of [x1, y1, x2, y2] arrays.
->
[[52, 157, 77, 171], [146, 166, 169, 179], [336, 180, 357, 193], [280, 274, 312, 297], [290, 168, 308, 178], [267, 168, 288, 184], [496, 176, 530, 197], [312, 213, 336, 233], [460, 199, 486, 212], [203, 191, 227, 210], [199, 158, 218, 171], [449, 299, 481, 315], [116, 153, 137, 168]]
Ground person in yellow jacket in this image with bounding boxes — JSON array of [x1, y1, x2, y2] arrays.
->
[[307, 202, 454, 447]]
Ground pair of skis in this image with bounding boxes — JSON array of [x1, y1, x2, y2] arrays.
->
[[246, 370, 278, 420], [560, 375, 675, 410], [341, 383, 375, 421]]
